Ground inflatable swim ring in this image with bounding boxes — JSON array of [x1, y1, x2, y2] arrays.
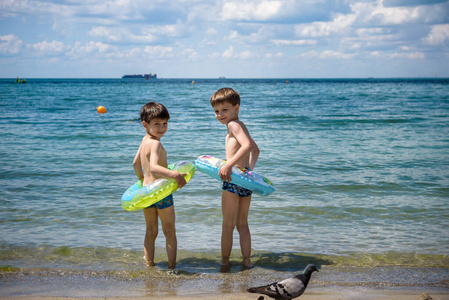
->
[[194, 155, 275, 196], [121, 161, 195, 211]]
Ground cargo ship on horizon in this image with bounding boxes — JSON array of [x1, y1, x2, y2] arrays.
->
[[122, 73, 157, 79]]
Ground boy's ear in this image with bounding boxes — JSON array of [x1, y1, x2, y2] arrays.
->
[[234, 104, 240, 114], [142, 121, 147, 128]]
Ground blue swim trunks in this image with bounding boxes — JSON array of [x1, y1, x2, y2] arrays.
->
[[145, 194, 174, 210], [222, 181, 252, 197]]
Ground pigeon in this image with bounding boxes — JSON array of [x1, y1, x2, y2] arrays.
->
[[247, 264, 319, 300]]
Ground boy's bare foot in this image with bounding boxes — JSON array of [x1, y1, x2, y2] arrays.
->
[[242, 257, 253, 269], [220, 256, 231, 272], [145, 260, 155, 267], [144, 256, 155, 267], [221, 256, 230, 266], [168, 263, 176, 269]]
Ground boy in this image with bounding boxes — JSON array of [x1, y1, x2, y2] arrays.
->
[[132, 101, 186, 269], [210, 87, 259, 268]]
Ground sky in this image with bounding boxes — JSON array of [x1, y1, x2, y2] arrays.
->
[[1, 0, 449, 78]]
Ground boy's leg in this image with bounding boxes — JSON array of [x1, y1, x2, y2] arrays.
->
[[221, 190, 240, 266], [158, 205, 177, 269], [143, 207, 158, 266], [237, 195, 252, 267]]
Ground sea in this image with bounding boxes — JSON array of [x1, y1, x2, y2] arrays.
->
[[1, 78, 448, 297]]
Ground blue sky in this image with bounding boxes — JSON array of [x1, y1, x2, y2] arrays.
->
[[1, 0, 448, 78]]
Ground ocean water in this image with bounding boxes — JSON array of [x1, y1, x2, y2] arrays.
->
[[1, 78, 448, 296]]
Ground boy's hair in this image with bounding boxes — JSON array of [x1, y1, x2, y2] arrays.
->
[[140, 102, 170, 123], [210, 87, 240, 107]]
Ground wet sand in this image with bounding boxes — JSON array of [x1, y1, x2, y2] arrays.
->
[[1, 265, 448, 299], [2, 291, 449, 300], [1, 276, 448, 300]]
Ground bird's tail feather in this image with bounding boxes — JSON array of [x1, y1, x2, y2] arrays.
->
[[247, 286, 264, 293]]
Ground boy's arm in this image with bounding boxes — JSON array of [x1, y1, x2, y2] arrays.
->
[[219, 121, 252, 182], [132, 144, 144, 180], [249, 140, 259, 170], [149, 141, 187, 188]]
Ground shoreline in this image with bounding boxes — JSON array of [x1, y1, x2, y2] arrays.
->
[[2, 291, 449, 300], [1, 268, 448, 299]]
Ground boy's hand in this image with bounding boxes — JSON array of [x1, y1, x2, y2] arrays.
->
[[174, 173, 187, 189], [219, 164, 233, 182]]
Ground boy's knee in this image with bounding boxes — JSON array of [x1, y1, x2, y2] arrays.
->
[[162, 223, 176, 237], [146, 228, 158, 240], [222, 220, 236, 231], [236, 222, 248, 233]]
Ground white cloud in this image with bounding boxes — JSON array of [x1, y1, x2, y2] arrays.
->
[[229, 31, 239, 40], [366, 4, 419, 25], [266, 52, 283, 58], [356, 28, 386, 37], [182, 48, 198, 60], [145, 22, 188, 38], [295, 14, 356, 38], [88, 20, 189, 45], [391, 52, 425, 59], [221, 1, 283, 21], [89, 26, 156, 43], [206, 27, 217, 36], [88, 27, 122, 42], [424, 24, 449, 46], [222, 46, 235, 59], [220, 46, 254, 59], [32, 40, 66, 53], [370, 50, 425, 59], [272, 39, 317, 46], [66, 41, 117, 59], [199, 38, 216, 47], [0, 34, 22, 55], [143, 45, 174, 58], [0, 0, 62, 18], [86, 41, 115, 53], [351, 1, 448, 26], [239, 50, 252, 59], [225, 25, 280, 45], [301, 50, 355, 60]]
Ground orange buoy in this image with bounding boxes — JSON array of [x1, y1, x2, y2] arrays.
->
[[96, 106, 107, 113]]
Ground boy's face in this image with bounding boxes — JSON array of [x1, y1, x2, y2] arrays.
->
[[142, 118, 168, 139], [213, 102, 239, 125]]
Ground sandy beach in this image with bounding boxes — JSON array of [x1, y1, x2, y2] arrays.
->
[[2, 291, 449, 300], [1, 271, 448, 300], [1, 261, 448, 299]]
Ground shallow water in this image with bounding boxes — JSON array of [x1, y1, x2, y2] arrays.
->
[[1, 78, 448, 295]]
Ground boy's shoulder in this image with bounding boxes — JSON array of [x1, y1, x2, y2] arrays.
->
[[229, 119, 245, 125], [228, 119, 247, 130], [141, 135, 162, 147]]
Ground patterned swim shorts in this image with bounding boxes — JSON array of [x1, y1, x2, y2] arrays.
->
[[145, 194, 174, 209], [222, 181, 252, 197]]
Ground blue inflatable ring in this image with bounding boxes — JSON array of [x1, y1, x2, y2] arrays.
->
[[194, 155, 275, 196]]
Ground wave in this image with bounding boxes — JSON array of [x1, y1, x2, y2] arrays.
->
[[1, 243, 448, 273]]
